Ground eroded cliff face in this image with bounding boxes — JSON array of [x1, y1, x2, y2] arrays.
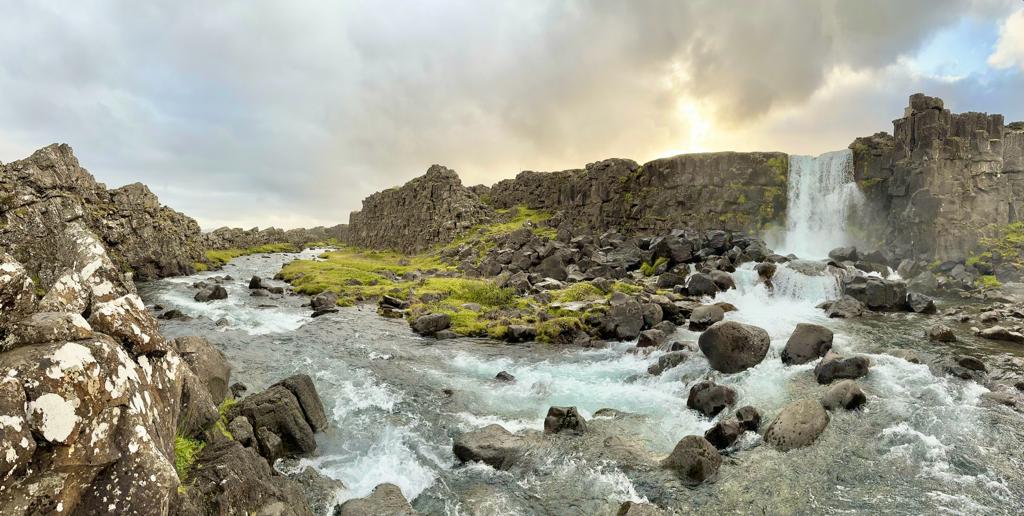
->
[[851, 94, 1024, 261], [202, 224, 348, 250], [0, 144, 206, 280], [489, 153, 788, 236], [345, 165, 494, 253]]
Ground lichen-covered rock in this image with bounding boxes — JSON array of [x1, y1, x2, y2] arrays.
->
[[336, 483, 417, 516], [0, 253, 37, 330], [88, 294, 169, 356], [0, 377, 35, 477], [764, 399, 830, 451], [3, 311, 93, 349], [0, 144, 204, 280]]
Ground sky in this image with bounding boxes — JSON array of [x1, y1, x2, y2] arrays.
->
[[1, 1, 1023, 231]]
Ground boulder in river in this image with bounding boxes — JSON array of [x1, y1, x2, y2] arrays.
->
[[273, 374, 329, 432], [688, 304, 725, 331], [781, 323, 834, 365], [735, 405, 762, 432], [603, 294, 644, 340], [453, 424, 523, 469], [821, 380, 867, 411], [411, 313, 452, 336], [814, 351, 870, 384], [311, 292, 338, 311], [495, 370, 516, 382], [927, 324, 957, 342], [228, 384, 318, 458], [977, 326, 1024, 344], [709, 270, 735, 291], [703, 418, 744, 450], [660, 435, 721, 485], [336, 483, 417, 516], [194, 285, 228, 302], [637, 329, 667, 348], [248, 275, 267, 289], [906, 291, 936, 314], [763, 399, 830, 451], [828, 246, 859, 262], [698, 321, 770, 373], [544, 406, 588, 434], [822, 295, 866, 318], [686, 381, 737, 418], [647, 351, 688, 376], [686, 273, 720, 297]]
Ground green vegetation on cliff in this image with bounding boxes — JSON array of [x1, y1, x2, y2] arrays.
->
[[174, 434, 205, 486], [966, 222, 1024, 279]]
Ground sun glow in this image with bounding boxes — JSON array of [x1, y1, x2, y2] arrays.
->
[[659, 98, 713, 157]]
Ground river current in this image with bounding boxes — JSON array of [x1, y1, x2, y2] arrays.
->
[[138, 250, 1024, 515]]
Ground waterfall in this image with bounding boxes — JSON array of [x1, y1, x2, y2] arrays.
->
[[779, 149, 865, 259]]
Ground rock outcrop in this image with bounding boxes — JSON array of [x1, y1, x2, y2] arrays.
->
[[345, 165, 494, 253], [0, 144, 205, 280], [202, 225, 348, 250], [851, 94, 1023, 262]]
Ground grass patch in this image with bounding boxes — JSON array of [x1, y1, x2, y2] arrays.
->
[[214, 398, 237, 440], [552, 282, 605, 303], [976, 275, 1002, 289], [640, 257, 668, 277], [278, 246, 451, 298], [174, 434, 205, 486], [205, 243, 302, 268]]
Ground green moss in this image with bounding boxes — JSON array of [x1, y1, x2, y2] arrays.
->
[[553, 282, 605, 303], [640, 257, 668, 277], [174, 434, 205, 485], [766, 156, 788, 183], [213, 398, 237, 440], [736, 193, 748, 204], [610, 281, 643, 295], [192, 262, 209, 272], [205, 243, 302, 268], [857, 178, 884, 188], [536, 317, 584, 343], [976, 275, 1002, 289]]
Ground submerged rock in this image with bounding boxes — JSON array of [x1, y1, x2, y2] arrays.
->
[[544, 406, 588, 434], [647, 351, 688, 376], [927, 323, 957, 342], [781, 323, 833, 365], [698, 321, 770, 373], [977, 326, 1024, 344], [814, 351, 870, 384], [764, 399, 830, 451], [687, 381, 737, 418], [453, 424, 523, 469], [660, 435, 721, 485]]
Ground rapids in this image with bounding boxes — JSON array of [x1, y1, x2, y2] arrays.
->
[[140, 251, 1024, 515]]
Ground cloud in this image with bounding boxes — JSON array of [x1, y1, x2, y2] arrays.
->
[[989, 8, 1024, 70], [0, 1, 1020, 229]]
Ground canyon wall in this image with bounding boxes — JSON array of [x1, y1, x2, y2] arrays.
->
[[0, 144, 206, 280], [851, 94, 1024, 261], [202, 224, 348, 250]]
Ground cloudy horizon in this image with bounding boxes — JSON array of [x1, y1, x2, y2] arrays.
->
[[2, 0, 1023, 231]]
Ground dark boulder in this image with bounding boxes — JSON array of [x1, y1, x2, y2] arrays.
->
[[273, 374, 328, 432], [637, 329, 667, 348], [336, 483, 417, 516], [660, 435, 721, 485], [814, 351, 870, 384], [686, 273, 720, 297], [709, 270, 735, 291], [687, 381, 737, 418], [651, 235, 693, 266], [495, 371, 516, 382], [228, 416, 254, 447], [656, 272, 687, 289], [505, 325, 537, 343], [781, 323, 833, 365], [735, 405, 762, 432], [228, 385, 317, 457], [289, 468, 347, 516], [698, 321, 771, 373], [927, 324, 957, 342], [411, 313, 451, 336], [906, 292, 936, 314], [647, 351, 688, 375], [176, 335, 232, 403], [311, 292, 338, 311], [452, 424, 523, 469], [828, 246, 859, 262], [248, 276, 267, 289], [544, 406, 587, 434], [688, 304, 725, 331], [823, 296, 866, 318], [603, 295, 644, 340], [703, 419, 743, 450], [754, 262, 776, 284], [195, 285, 228, 302]]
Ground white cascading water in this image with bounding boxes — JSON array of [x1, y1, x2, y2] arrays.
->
[[779, 149, 865, 259]]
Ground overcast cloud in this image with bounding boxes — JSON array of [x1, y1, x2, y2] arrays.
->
[[1, 0, 1022, 229]]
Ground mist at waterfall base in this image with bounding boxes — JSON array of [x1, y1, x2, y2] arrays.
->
[[139, 157, 1024, 514], [773, 149, 867, 260]]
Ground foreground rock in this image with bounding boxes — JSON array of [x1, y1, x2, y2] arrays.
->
[[336, 483, 417, 516], [698, 321, 770, 373], [814, 351, 870, 384], [452, 424, 524, 469], [660, 435, 721, 485], [821, 380, 868, 411], [781, 323, 833, 365], [544, 406, 588, 434], [763, 399, 830, 451], [687, 381, 737, 418], [411, 313, 452, 336]]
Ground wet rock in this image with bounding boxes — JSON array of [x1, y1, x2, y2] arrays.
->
[[180, 440, 313, 516], [228, 385, 318, 458], [956, 355, 987, 372], [823, 296, 866, 318], [688, 304, 725, 331], [648, 351, 688, 376], [231, 382, 248, 398], [544, 406, 587, 434], [927, 324, 957, 342], [890, 349, 922, 364], [656, 272, 686, 289], [289, 467, 346, 516], [977, 326, 1024, 344], [754, 262, 776, 284], [617, 501, 667, 515], [453, 424, 523, 469], [229, 416, 254, 447], [505, 325, 537, 343], [411, 313, 451, 336], [311, 292, 338, 311], [906, 292, 936, 314], [195, 285, 229, 302], [660, 435, 721, 485], [176, 335, 231, 402], [434, 329, 457, 340], [686, 273, 719, 297], [4, 312, 93, 349], [821, 380, 867, 411], [698, 321, 771, 373], [636, 329, 666, 348], [735, 405, 762, 431], [311, 308, 339, 318], [159, 309, 191, 321], [250, 288, 270, 297], [764, 399, 830, 451], [603, 295, 644, 340], [814, 351, 870, 384], [274, 374, 329, 432], [781, 323, 833, 365], [703, 418, 743, 450], [687, 381, 737, 418], [495, 371, 516, 382], [336, 483, 417, 516], [710, 270, 735, 291], [828, 246, 859, 262], [249, 275, 267, 289]]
